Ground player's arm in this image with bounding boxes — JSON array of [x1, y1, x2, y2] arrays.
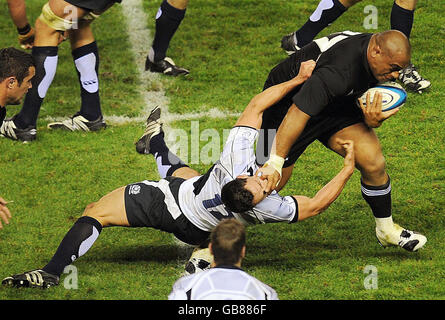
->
[[257, 68, 348, 193], [235, 60, 316, 130], [0, 197, 12, 230], [293, 140, 355, 221]]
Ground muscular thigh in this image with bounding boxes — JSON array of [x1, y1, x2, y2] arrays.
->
[[83, 186, 129, 227], [327, 123, 387, 183]]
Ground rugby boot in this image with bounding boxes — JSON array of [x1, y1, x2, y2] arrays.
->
[[2, 269, 59, 289], [145, 56, 189, 76], [376, 223, 427, 252], [135, 106, 163, 154]]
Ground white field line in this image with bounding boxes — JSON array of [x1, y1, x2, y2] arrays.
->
[[44, 0, 240, 126]]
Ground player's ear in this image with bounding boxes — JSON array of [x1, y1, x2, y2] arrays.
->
[[5, 77, 16, 89]]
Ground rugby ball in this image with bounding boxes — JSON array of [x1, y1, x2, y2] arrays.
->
[[357, 82, 407, 111]]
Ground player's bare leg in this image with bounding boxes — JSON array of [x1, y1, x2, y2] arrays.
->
[[328, 123, 426, 251]]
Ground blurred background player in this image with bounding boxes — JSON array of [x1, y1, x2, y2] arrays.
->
[[7, 0, 35, 50], [145, 0, 190, 76], [168, 218, 279, 300], [0, 47, 35, 225], [280, 0, 430, 93], [0, 0, 119, 142]]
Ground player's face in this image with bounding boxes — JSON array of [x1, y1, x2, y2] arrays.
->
[[239, 175, 268, 206], [371, 52, 408, 83], [6, 66, 35, 105]]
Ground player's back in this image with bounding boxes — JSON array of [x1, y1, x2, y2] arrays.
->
[[169, 266, 278, 300]]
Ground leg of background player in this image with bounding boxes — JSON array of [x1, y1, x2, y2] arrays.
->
[[47, 20, 106, 131], [145, 0, 190, 76], [2, 0, 88, 141], [327, 123, 427, 252], [281, 0, 359, 53], [392, 0, 430, 93]]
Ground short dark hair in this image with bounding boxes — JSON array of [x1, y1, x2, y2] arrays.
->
[[221, 178, 254, 213], [0, 47, 35, 85], [211, 218, 246, 266]]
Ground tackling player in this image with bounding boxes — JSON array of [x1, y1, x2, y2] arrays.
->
[[2, 60, 355, 288]]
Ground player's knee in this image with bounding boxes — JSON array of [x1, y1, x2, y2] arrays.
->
[[359, 154, 386, 178]]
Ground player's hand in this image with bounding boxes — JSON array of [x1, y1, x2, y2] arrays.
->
[[296, 60, 316, 82], [0, 197, 12, 230], [358, 91, 399, 128], [18, 27, 35, 50], [336, 139, 355, 174], [255, 164, 281, 194]]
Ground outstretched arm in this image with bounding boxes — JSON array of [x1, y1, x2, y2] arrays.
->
[[235, 60, 316, 129], [294, 140, 355, 221], [0, 197, 12, 230]]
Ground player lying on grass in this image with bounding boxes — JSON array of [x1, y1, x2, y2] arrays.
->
[[2, 60, 355, 288]]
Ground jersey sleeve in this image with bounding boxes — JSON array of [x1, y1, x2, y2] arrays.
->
[[292, 66, 349, 116], [218, 126, 259, 179], [168, 279, 189, 300], [252, 192, 299, 223]]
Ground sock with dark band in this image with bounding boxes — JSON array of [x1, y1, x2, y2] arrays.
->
[[42, 216, 102, 277]]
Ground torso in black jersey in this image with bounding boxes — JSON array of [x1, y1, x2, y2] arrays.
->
[[263, 31, 379, 119], [0, 108, 5, 124]]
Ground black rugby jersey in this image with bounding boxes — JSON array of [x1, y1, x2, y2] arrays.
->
[[0, 107, 5, 124], [265, 31, 379, 117]]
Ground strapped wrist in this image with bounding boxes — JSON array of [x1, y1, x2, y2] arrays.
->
[[265, 154, 285, 175]]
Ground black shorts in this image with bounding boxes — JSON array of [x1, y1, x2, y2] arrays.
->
[[256, 99, 364, 167], [124, 176, 210, 246], [65, 0, 121, 12]]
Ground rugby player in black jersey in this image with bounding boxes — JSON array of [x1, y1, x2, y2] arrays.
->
[[256, 30, 427, 252], [0, 47, 35, 229]]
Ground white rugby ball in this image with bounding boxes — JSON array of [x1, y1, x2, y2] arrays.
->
[[357, 82, 407, 111]]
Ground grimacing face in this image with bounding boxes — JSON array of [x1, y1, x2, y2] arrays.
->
[[237, 174, 269, 206], [6, 66, 35, 105]]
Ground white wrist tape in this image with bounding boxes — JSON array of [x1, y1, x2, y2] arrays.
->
[[265, 154, 285, 176]]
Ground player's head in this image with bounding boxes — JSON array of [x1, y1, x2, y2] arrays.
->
[[221, 175, 268, 213], [367, 30, 411, 83], [0, 47, 35, 106], [209, 218, 246, 267]]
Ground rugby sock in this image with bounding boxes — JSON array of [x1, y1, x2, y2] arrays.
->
[[42, 216, 102, 277], [13, 46, 58, 128], [294, 0, 347, 47], [149, 0, 186, 62], [150, 132, 189, 178], [72, 41, 102, 121], [390, 1, 414, 39], [361, 177, 392, 219]]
